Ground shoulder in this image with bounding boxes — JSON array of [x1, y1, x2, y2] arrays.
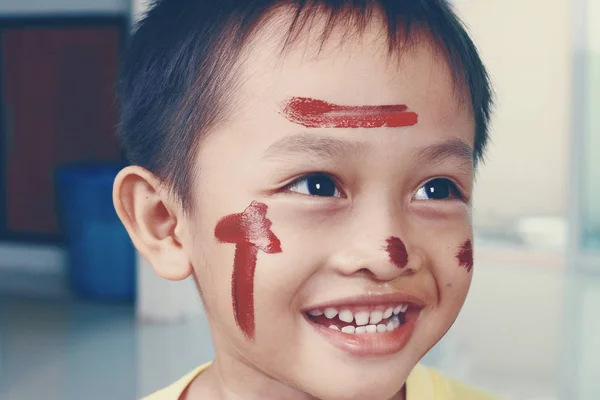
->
[[140, 363, 211, 400], [407, 364, 503, 400]]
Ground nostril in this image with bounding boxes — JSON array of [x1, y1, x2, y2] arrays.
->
[[356, 268, 400, 283]]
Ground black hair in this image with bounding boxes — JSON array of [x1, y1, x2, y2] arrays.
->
[[117, 0, 493, 210]]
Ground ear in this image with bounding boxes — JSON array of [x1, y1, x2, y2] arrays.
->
[[113, 166, 193, 281]]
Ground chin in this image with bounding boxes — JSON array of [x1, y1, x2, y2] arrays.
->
[[289, 356, 411, 400], [305, 380, 403, 400]]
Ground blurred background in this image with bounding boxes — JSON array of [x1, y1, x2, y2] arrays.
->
[[0, 0, 598, 399]]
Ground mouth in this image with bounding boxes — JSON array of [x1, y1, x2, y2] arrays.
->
[[303, 299, 423, 357]]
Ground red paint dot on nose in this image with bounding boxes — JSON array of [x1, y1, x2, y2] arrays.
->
[[386, 236, 408, 268]]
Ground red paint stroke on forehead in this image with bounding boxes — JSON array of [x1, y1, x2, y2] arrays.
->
[[215, 201, 282, 339], [386, 236, 409, 268], [281, 97, 419, 128], [456, 239, 473, 273]]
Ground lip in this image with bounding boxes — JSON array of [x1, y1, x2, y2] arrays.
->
[[302, 292, 428, 312], [304, 309, 420, 357]]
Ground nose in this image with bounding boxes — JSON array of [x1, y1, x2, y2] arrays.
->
[[327, 217, 426, 282]]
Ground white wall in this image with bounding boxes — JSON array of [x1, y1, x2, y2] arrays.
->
[[454, 0, 571, 228], [584, 0, 600, 229]]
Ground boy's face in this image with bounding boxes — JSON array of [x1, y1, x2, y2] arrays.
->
[[182, 22, 474, 400]]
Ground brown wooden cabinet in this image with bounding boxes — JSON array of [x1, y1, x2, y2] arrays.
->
[[0, 18, 127, 240]]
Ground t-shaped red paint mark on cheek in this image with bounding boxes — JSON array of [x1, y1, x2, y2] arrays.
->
[[456, 239, 473, 273], [386, 236, 409, 268], [214, 201, 282, 340]]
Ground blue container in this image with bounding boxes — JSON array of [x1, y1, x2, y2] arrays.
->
[[55, 162, 135, 301]]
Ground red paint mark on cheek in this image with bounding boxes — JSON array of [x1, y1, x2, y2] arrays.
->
[[456, 239, 473, 273], [281, 97, 419, 128], [386, 236, 409, 268], [214, 201, 282, 339]]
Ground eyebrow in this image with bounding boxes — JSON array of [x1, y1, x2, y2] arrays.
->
[[413, 138, 474, 170], [262, 134, 474, 169], [262, 133, 365, 161]]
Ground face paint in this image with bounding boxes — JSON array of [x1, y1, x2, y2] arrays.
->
[[281, 97, 418, 128], [456, 239, 473, 273], [214, 201, 282, 339], [385, 236, 409, 268]]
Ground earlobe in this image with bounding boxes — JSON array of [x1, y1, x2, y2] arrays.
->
[[113, 166, 193, 281]]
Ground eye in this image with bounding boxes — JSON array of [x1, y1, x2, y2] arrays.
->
[[286, 173, 342, 198], [413, 178, 463, 201]]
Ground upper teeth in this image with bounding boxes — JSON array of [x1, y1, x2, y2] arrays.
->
[[338, 309, 353, 323], [308, 304, 408, 325], [324, 308, 338, 319], [383, 307, 394, 319], [369, 311, 383, 324], [394, 304, 408, 315], [354, 311, 370, 326]]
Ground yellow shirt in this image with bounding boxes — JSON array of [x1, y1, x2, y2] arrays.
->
[[142, 363, 502, 400]]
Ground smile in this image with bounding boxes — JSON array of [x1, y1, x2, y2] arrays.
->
[[303, 297, 424, 357], [306, 304, 408, 334]]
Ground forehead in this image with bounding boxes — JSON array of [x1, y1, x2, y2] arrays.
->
[[235, 12, 469, 116], [208, 10, 475, 159]]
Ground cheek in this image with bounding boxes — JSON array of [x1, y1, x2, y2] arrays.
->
[[418, 222, 473, 297], [456, 239, 473, 273], [253, 229, 327, 307], [252, 204, 339, 290], [213, 201, 282, 340], [436, 238, 474, 304], [186, 230, 232, 319]]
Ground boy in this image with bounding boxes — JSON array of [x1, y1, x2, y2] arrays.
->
[[113, 0, 499, 399]]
